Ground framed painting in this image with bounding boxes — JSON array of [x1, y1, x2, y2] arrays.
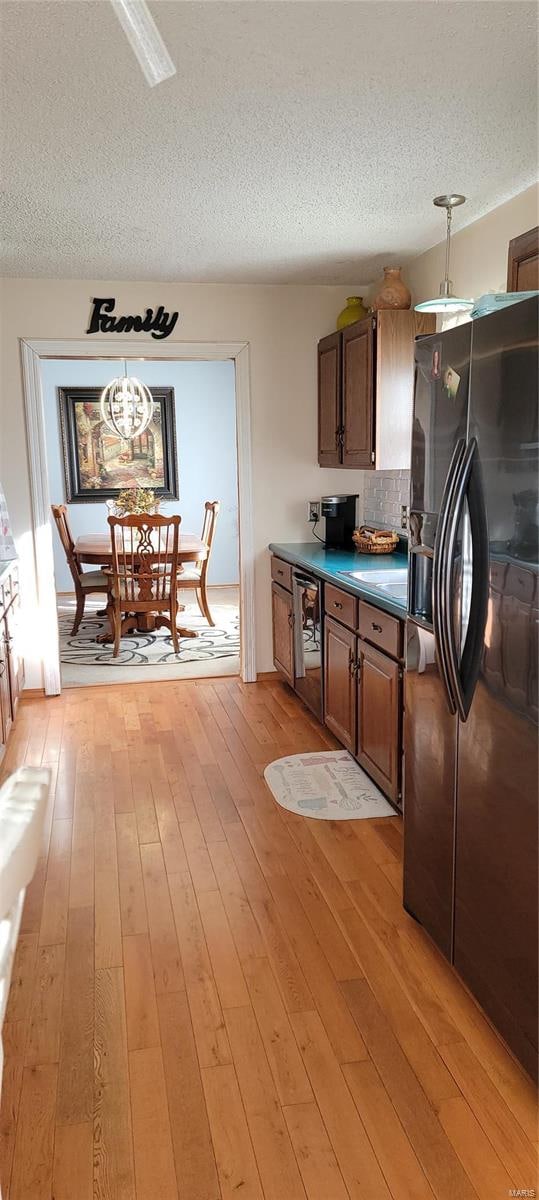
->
[[58, 386, 178, 502]]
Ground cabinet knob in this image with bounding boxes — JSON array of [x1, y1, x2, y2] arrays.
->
[[372, 622, 383, 633], [333, 601, 343, 610], [288, 612, 294, 628]]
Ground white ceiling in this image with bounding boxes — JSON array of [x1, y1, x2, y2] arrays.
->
[[1, 1, 537, 283]]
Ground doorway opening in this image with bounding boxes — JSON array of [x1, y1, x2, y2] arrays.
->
[[21, 338, 255, 694]]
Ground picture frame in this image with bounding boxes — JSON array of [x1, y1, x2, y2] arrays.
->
[[58, 386, 178, 503]]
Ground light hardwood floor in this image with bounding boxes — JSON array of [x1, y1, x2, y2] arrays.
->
[[1, 677, 537, 1200]]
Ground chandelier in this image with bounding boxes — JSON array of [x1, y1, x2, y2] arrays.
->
[[100, 361, 154, 440], [415, 195, 473, 315]]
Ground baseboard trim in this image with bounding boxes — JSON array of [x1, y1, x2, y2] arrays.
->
[[21, 688, 47, 699], [255, 670, 278, 681]]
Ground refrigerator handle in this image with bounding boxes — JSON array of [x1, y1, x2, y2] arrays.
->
[[442, 439, 489, 721], [432, 437, 467, 715]]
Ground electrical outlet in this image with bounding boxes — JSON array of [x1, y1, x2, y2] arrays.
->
[[401, 505, 409, 530], [308, 500, 321, 523]]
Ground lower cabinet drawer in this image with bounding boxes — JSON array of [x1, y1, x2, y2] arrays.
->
[[324, 584, 357, 632], [358, 600, 402, 659], [271, 556, 293, 592]]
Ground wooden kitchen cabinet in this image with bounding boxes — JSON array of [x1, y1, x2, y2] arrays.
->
[[323, 581, 404, 807], [0, 632, 12, 746], [323, 615, 357, 752], [342, 319, 374, 468], [317, 309, 435, 470], [271, 580, 295, 687], [357, 639, 401, 803], [318, 331, 342, 466], [507, 225, 538, 292], [5, 595, 23, 719], [0, 562, 24, 758]]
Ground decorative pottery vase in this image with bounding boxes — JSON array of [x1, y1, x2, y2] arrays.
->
[[336, 296, 368, 329], [372, 267, 411, 311]]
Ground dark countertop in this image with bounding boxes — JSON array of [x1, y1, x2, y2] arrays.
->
[[269, 542, 408, 618]]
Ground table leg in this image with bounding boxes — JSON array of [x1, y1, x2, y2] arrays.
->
[[152, 616, 198, 639], [96, 615, 139, 644]]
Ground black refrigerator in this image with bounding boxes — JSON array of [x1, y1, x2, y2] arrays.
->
[[404, 295, 538, 1081]]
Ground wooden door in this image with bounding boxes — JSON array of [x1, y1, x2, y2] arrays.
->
[[5, 598, 23, 719], [357, 639, 401, 803], [342, 318, 375, 468], [323, 615, 356, 752], [318, 331, 341, 466], [271, 581, 294, 687], [0, 621, 12, 748], [507, 226, 539, 292]]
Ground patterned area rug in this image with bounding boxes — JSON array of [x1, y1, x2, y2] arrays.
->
[[58, 597, 240, 667], [264, 750, 394, 819]]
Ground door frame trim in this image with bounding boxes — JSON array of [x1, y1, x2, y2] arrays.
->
[[20, 337, 255, 694]]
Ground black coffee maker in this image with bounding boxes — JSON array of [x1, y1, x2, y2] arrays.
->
[[321, 495, 358, 549]]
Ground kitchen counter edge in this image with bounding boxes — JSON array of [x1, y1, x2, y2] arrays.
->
[[268, 542, 407, 619]]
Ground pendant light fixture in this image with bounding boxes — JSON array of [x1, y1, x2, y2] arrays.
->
[[100, 362, 154, 440], [415, 195, 473, 314]]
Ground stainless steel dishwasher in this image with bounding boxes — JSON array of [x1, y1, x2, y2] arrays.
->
[[292, 569, 323, 719]]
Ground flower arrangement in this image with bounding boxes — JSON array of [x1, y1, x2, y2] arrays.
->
[[114, 487, 159, 516]]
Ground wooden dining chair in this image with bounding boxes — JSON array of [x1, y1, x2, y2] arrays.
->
[[51, 504, 110, 635], [106, 513, 182, 657], [178, 501, 220, 626]]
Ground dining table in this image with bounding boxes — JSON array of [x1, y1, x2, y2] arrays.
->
[[74, 531, 207, 640]]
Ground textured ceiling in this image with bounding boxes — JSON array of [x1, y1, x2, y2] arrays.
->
[[1, 1, 537, 283]]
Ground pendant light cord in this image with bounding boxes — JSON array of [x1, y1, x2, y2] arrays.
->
[[444, 205, 452, 286]]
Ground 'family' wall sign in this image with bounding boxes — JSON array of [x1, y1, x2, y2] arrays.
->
[[86, 297, 179, 340]]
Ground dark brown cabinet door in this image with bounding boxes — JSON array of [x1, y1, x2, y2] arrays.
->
[[5, 598, 23, 719], [357, 639, 401, 803], [318, 331, 341, 466], [271, 581, 294, 687], [323, 616, 356, 752], [342, 318, 374, 468], [507, 225, 538, 292], [0, 626, 12, 748]]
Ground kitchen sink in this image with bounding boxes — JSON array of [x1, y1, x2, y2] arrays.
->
[[338, 568, 408, 603], [377, 581, 408, 599], [341, 568, 407, 584]]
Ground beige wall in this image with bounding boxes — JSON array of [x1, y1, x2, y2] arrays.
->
[[0, 279, 364, 686], [406, 183, 538, 306]]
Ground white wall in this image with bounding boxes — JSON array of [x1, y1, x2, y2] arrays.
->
[[42, 357, 238, 591], [0, 280, 365, 686]]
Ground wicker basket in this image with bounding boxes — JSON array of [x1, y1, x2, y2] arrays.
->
[[352, 526, 399, 555]]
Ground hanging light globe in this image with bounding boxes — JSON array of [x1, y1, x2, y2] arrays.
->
[[100, 366, 154, 440], [415, 195, 473, 315]]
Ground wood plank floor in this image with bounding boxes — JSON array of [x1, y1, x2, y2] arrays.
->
[[1, 677, 537, 1200]]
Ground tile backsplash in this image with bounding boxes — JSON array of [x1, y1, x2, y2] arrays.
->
[[362, 469, 410, 533]]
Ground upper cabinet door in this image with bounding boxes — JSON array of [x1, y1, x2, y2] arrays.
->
[[318, 331, 341, 466], [506, 225, 539, 292], [341, 319, 375, 468]]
